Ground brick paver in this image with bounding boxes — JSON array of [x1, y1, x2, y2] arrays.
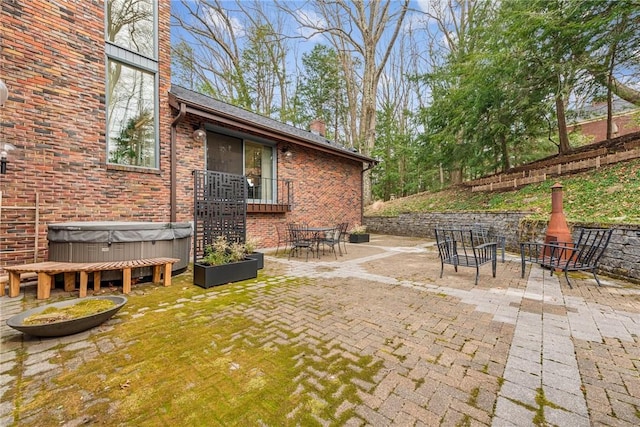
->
[[1, 234, 639, 426]]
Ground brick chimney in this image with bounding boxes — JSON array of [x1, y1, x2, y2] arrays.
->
[[309, 119, 326, 137]]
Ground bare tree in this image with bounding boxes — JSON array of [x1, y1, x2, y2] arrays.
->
[[280, 0, 410, 203], [172, 0, 250, 107], [234, 1, 291, 119], [172, 0, 291, 116]]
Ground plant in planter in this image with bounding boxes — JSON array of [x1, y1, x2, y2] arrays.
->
[[244, 237, 264, 269], [348, 225, 370, 243], [193, 237, 258, 288]]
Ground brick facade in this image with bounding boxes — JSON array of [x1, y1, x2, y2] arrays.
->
[[570, 111, 640, 143], [173, 116, 364, 248], [0, 1, 366, 271]]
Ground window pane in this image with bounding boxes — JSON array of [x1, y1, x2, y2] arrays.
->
[[245, 142, 273, 201], [207, 132, 243, 175], [107, 60, 157, 168], [106, 0, 155, 58]]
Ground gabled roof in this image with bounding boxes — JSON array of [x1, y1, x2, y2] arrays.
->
[[169, 86, 376, 165]]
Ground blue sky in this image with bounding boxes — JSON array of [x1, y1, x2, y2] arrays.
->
[[170, 0, 436, 66]]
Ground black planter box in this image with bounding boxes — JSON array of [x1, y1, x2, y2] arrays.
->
[[193, 258, 259, 288], [349, 234, 370, 243], [246, 252, 264, 269]]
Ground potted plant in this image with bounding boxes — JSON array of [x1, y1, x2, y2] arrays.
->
[[348, 225, 370, 243], [244, 237, 264, 269], [193, 237, 258, 288]]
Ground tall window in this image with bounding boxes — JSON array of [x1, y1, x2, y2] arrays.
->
[[105, 0, 158, 168]]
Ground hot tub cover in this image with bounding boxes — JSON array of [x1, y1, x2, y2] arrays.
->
[[47, 222, 192, 244]]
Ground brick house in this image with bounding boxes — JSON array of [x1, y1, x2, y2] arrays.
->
[[569, 101, 640, 143], [0, 1, 375, 271]]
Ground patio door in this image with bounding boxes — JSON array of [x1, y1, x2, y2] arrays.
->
[[206, 132, 243, 175], [245, 141, 273, 202]]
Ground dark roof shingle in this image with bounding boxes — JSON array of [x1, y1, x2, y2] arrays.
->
[[170, 86, 374, 163]]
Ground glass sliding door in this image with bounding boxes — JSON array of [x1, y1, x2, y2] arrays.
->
[[206, 132, 243, 175], [245, 141, 273, 202]]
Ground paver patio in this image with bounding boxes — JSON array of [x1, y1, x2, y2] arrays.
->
[[1, 234, 639, 426]]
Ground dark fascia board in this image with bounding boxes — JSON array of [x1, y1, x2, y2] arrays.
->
[[169, 86, 377, 166]]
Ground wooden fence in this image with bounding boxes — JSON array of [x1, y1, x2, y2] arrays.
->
[[467, 147, 640, 192]]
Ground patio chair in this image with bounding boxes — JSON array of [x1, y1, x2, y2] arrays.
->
[[520, 227, 613, 288], [471, 223, 506, 263], [288, 223, 315, 261], [274, 223, 292, 256], [435, 228, 497, 285], [319, 227, 340, 259], [338, 222, 349, 255]]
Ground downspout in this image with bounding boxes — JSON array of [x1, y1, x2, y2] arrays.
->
[[360, 161, 376, 224], [170, 102, 187, 222]]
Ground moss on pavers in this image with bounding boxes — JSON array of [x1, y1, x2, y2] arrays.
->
[[7, 272, 383, 426]]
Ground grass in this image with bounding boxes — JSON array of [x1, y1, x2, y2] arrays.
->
[[9, 271, 383, 426], [366, 158, 640, 225]]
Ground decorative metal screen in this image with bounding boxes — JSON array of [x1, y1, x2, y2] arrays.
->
[[193, 170, 247, 262]]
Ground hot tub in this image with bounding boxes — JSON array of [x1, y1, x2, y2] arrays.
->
[[47, 222, 192, 282]]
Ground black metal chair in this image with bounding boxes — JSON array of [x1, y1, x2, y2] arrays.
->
[[471, 223, 506, 263], [520, 227, 613, 288], [288, 223, 315, 261], [319, 227, 340, 259], [275, 223, 292, 256], [435, 228, 498, 285]]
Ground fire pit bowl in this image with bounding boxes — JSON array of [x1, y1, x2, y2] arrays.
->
[[6, 295, 127, 337]]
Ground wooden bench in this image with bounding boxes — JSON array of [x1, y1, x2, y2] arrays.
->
[[435, 228, 497, 285], [520, 227, 613, 288], [2, 257, 180, 299]]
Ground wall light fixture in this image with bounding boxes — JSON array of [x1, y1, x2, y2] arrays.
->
[[281, 146, 292, 158], [1, 143, 16, 175], [192, 125, 206, 143]]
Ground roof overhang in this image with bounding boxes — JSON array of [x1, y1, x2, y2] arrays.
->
[[169, 88, 378, 166]]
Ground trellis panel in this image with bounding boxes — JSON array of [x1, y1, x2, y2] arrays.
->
[[193, 170, 246, 262]]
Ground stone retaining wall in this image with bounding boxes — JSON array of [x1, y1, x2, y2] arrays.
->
[[364, 212, 640, 283]]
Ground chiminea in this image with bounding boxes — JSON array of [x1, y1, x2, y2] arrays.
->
[[544, 183, 572, 245]]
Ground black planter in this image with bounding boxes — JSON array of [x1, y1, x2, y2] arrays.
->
[[193, 258, 259, 288], [349, 233, 370, 243], [246, 252, 264, 269]]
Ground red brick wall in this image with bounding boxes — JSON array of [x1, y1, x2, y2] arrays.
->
[[1, 1, 173, 267], [571, 112, 640, 143], [173, 116, 364, 249], [248, 144, 363, 248]]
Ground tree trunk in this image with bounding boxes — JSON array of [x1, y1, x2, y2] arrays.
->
[[607, 83, 613, 140], [500, 134, 510, 172], [362, 169, 372, 208], [450, 169, 463, 185], [555, 95, 571, 154], [589, 70, 640, 107]]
